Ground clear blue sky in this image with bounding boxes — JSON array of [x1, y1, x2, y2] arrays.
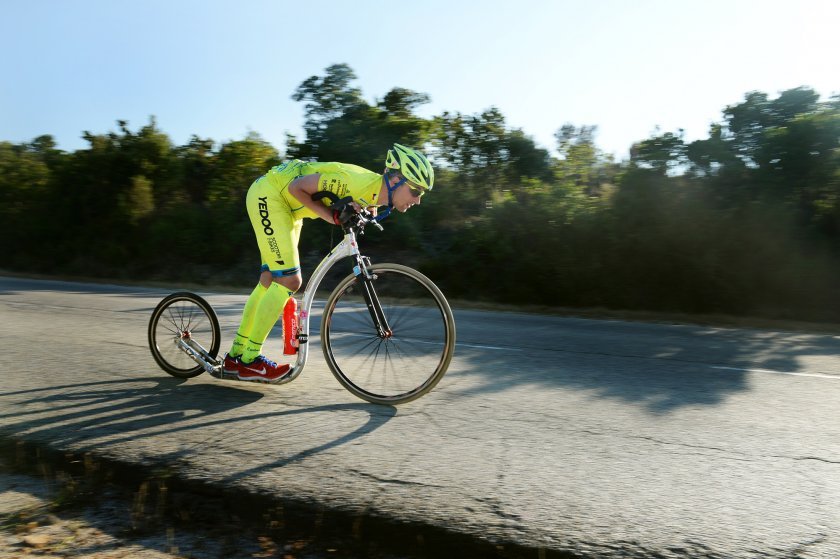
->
[[2, 0, 837, 160]]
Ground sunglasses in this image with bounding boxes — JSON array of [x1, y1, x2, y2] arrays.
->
[[407, 184, 426, 198]]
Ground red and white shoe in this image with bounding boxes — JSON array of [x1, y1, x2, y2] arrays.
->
[[222, 354, 243, 375], [238, 355, 290, 383]]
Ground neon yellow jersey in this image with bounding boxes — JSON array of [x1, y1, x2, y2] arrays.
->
[[262, 160, 384, 220]]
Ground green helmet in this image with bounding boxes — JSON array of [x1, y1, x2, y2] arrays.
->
[[385, 143, 434, 191]]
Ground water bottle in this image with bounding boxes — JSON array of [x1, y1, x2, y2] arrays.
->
[[282, 297, 299, 355]]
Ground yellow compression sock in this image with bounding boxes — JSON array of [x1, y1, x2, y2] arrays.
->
[[241, 282, 291, 364], [229, 283, 268, 357]]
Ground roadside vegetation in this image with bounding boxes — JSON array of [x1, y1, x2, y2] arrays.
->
[[2, 64, 838, 323]]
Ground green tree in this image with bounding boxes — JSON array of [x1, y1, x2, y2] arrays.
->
[[207, 132, 280, 205], [0, 140, 57, 268], [431, 107, 552, 212], [288, 65, 431, 173], [555, 124, 616, 197], [685, 87, 840, 233], [122, 175, 155, 224], [629, 129, 687, 175], [174, 135, 216, 205], [724, 87, 820, 168], [289, 63, 365, 160]]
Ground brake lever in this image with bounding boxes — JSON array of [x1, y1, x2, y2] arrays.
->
[[357, 209, 384, 232]]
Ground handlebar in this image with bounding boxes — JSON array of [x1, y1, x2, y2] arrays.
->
[[311, 191, 384, 232]]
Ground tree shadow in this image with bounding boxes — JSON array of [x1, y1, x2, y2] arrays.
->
[[447, 309, 840, 414], [0, 378, 259, 447], [0, 376, 395, 473]]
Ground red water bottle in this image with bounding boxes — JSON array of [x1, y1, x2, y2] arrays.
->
[[282, 297, 299, 355]]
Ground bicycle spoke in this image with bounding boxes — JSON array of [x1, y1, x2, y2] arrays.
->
[[323, 266, 454, 404], [149, 293, 220, 379]]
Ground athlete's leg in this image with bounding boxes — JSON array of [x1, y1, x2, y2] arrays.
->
[[257, 219, 304, 293], [239, 181, 304, 364], [241, 281, 287, 363], [227, 283, 268, 358]]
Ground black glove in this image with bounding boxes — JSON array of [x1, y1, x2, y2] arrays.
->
[[332, 202, 357, 225]]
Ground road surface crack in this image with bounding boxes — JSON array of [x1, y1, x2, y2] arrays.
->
[[473, 496, 523, 523], [628, 436, 759, 461], [347, 468, 446, 488], [784, 456, 840, 465]]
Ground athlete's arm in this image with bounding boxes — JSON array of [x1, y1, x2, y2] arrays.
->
[[289, 174, 362, 224]]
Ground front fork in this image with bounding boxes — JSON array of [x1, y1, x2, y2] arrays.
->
[[353, 256, 392, 338]]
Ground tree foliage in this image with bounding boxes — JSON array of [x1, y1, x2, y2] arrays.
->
[[2, 67, 838, 322]]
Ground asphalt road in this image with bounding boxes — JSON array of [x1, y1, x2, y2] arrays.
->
[[1, 275, 839, 558]]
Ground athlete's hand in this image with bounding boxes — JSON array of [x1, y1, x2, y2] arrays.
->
[[332, 201, 362, 225]]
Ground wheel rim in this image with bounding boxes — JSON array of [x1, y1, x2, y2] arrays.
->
[[152, 298, 217, 374], [324, 269, 453, 402]]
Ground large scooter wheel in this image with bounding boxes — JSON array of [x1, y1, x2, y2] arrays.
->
[[148, 291, 220, 378], [321, 264, 456, 405]]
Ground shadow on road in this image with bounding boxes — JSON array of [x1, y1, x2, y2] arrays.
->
[[5, 275, 838, 417], [448, 310, 840, 414], [0, 376, 395, 474]]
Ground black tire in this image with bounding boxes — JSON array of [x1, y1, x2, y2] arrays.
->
[[321, 264, 456, 405], [148, 291, 220, 378]]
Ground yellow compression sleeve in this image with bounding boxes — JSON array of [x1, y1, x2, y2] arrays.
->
[[228, 283, 267, 357], [241, 282, 290, 363]]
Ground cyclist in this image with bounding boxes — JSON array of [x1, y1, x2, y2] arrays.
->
[[223, 143, 435, 382]]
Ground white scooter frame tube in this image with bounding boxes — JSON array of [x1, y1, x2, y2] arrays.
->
[[174, 227, 365, 383], [273, 229, 361, 384]]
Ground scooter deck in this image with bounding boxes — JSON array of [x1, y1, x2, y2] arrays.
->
[[207, 364, 295, 385]]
